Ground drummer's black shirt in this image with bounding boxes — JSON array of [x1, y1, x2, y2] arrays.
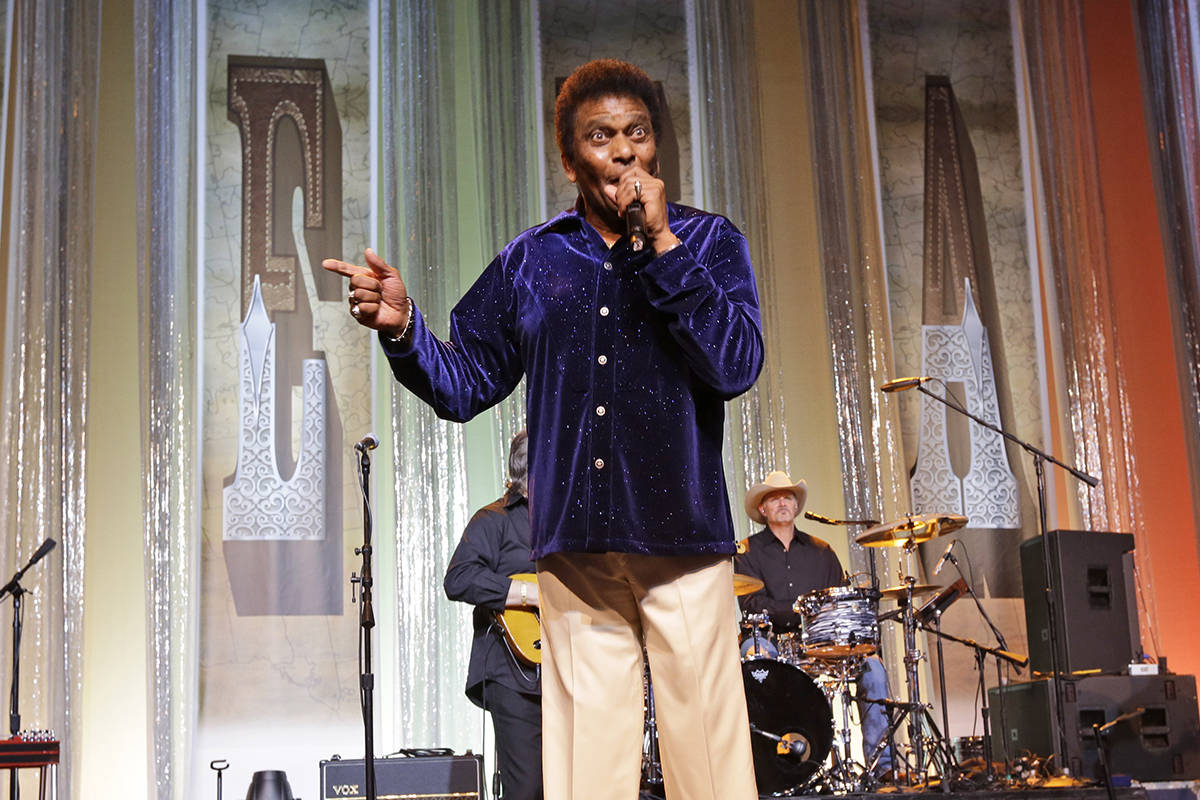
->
[[734, 527, 846, 630]]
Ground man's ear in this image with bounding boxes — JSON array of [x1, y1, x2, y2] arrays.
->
[[561, 152, 577, 183]]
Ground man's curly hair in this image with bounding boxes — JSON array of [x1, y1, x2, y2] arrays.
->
[[555, 59, 662, 162]]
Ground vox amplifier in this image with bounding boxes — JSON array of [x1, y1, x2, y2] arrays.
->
[[320, 753, 484, 800]]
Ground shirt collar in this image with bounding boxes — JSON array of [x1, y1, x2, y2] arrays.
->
[[532, 202, 586, 237], [504, 488, 527, 509], [532, 198, 691, 237], [758, 526, 817, 549]]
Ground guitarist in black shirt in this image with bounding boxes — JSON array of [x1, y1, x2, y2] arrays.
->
[[444, 430, 542, 800]]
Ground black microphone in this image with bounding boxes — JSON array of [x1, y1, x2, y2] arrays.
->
[[880, 376, 931, 393], [354, 433, 379, 452], [28, 539, 56, 568], [0, 539, 57, 600], [626, 200, 647, 252], [933, 539, 956, 576]]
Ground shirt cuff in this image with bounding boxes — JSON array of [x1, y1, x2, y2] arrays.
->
[[378, 301, 423, 356]]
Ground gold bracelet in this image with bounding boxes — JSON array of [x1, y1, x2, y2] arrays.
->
[[520, 582, 528, 605]]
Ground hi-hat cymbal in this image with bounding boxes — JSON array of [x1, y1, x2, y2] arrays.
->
[[878, 582, 942, 600], [733, 573, 765, 596], [855, 513, 968, 547]]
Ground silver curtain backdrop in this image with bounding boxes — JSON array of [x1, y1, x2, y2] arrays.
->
[[135, 0, 200, 798], [0, 1, 101, 797]]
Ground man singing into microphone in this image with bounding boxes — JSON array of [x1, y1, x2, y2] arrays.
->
[[324, 59, 761, 800]]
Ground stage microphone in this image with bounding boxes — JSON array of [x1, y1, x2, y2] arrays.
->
[[28, 539, 56, 568], [880, 376, 931, 393], [354, 433, 379, 452], [933, 539, 956, 576], [626, 200, 647, 252]]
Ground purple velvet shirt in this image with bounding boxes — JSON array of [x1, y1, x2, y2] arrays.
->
[[381, 202, 764, 558]]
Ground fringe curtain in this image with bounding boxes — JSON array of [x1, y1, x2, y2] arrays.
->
[[794, 0, 910, 689], [1016, 2, 1140, 535], [689, 0, 790, 494], [379, 0, 537, 748], [134, 1, 199, 799], [797, 1, 909, 567], [0, 1, 100, 797], [1132, 0, 1200, 551]]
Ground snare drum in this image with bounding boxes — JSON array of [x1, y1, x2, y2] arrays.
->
[[794, 585, 880, 658]]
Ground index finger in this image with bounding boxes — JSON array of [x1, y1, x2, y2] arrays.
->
[[321, 258, 371, 279]]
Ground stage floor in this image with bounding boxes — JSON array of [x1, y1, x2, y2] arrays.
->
[[765, 781, 1200, 800], [634, 780, 1200, 800]]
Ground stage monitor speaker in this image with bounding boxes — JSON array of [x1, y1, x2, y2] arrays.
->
[[1019, 530, 1138, 674], [988, 674, 1200, 781], [320, 754, 484, 800]]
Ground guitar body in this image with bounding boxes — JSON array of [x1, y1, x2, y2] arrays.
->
[[494, 573, 542, 666]]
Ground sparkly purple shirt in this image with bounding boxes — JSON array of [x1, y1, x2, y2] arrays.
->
[[381, 202, 764, 558]]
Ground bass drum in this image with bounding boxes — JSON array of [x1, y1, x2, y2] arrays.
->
[[741, 658, 833, 795]]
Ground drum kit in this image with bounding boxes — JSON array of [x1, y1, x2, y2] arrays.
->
[[640, 511, 1019, 797]]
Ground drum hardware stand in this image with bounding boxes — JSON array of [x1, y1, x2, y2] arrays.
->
[[892, 571, 957, 786], [640, 651, 664, 794], [916, 625, 1028, 784], [351, 434, 380, 800], [819, 656, 881, 793], [944, 546, 1024, 780], [906, 380, 1098, 773], [1092, 708, 1145, 800], [210, 760, 229, 800], [931, 610, 952, 791]]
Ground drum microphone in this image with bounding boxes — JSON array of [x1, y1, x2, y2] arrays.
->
[[933, 539, 956, 576], [749, 724, 809, 759], [354, 432, 380, 452], [626, 200, 647, 252], [880, 376, 931, 393]]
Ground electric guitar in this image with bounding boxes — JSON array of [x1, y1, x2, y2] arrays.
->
[[493, 573, 542, 666]]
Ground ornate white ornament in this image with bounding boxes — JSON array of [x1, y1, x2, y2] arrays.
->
[[911, 279, 1020, 529], [222, 275, 328, 540]]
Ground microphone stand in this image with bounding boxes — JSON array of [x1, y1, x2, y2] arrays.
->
[[352, 442, 378, 800], [1, 541, 56, 800], [910, 381, 1097, 774]]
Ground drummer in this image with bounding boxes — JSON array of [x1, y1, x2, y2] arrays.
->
[[735, 470, 895, 778]]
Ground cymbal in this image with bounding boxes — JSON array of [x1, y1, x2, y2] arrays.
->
[[855, 513, 968, 547], [878, 582, 942, 600], [733, 573, 765, 596]]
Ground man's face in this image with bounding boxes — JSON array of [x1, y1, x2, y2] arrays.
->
[[561, 93, 658, 234], [759, 490, 798, 526]]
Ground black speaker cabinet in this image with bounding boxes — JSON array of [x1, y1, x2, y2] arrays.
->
[[988, 674, 1200, 780], [320, 754, 484, 800], [1020, 530, 1139, 674]]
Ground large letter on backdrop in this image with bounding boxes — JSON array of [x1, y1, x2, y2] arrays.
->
[[222, 57, 344, 615]]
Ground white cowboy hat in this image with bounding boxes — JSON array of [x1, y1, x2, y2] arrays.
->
[[744, 471, 808, 525]]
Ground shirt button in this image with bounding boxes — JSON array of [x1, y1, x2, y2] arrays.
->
[[603, 261, 613, 271], [596, 405, 606, 416], [599, 306, 610, 316], [597, 354, 608, 365], [594, 458, 605, 469]]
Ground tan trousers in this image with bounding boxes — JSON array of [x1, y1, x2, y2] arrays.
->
[[537, 552, 758, 800]]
